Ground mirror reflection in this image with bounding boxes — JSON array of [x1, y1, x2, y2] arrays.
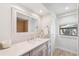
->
[[16, 12, 38, 33]]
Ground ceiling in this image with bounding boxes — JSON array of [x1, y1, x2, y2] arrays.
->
[[43, 3, 78, 15], [19, 3, 49, 16], [18, 3, 78, 16]]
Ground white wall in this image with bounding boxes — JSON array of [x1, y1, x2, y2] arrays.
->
[[78, 9, 79, 54], [48, 14, 56, 53], [40, 14, 56, 37], [55, 10, 78, 53], [40, 13, 56, 53], [0, 4, 11, 43], [58, 13, 78, 25]]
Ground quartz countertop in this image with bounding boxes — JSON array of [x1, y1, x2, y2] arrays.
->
[[0, 38, 49, 56]]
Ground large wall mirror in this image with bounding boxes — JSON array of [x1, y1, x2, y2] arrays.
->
[[16, 11, 38, 33], [11, 8, 39, 43], [59, 24, 78, 36]]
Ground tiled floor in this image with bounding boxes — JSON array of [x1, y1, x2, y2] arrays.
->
[[53, 48, 77, 56]]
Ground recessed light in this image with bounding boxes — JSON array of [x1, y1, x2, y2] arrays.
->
[[65, 6, 69, 10], [40, 10, 43, 13]]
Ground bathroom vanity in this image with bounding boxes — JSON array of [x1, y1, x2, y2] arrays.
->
[[22, 39, 48, 56], [0, 38, 49, 56]]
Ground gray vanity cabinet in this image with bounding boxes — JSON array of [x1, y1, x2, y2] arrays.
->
[[30, 42, 48, 56], [21, 52, 30, 56], [21, 41, 48, 56]]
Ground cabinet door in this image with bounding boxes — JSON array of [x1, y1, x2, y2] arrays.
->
[[30, 42, 48, 56], [42, 44, 48, 56], [30, 46, 43, 56], [21, 52, 30, 56]]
